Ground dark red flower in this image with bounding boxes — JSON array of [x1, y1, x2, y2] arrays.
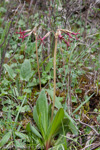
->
[[63, 38, 70, 47], [37, 36, 45, 45], [66, 32, 73, 39], [58, 34, 64, 41], [16, 28, 31, 41], [58, 34, 70, 47], [71, 31, 80, 40]]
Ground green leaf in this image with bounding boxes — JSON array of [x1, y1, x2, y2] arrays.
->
[[33, 90, 48, 137], [30, 124, 42, 139], [20, 59, 32, 81], [16, 105, 30, 113], [0, 131, 12, 148], [47, 108, 64, 140], [3, 64, 16, 80], [33, 106, 39, 127], [18, 19, 25, 26], [64, 112, 78, 135], [0, 21, 11, 46], [15, 131, 29, 141], [45, 59, 53, 72], [26, 122, 42, 139], [0, 7, 7, 13], [26, 122, 31, 132], [15, 140, 26, 149]]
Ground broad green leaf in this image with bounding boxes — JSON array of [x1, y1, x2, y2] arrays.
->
[[15, 131, 29, 141], [3, 64, 16, 80], [45, 59, 53, 72], [33, 90, 48, 137], [20, 59, 32, 81], [0, 131, 12, 148], [47, 108, 64, 140]]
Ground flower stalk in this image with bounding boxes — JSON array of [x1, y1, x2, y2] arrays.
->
[[35, 33, 41, 91], [51, 30, 58, 120]]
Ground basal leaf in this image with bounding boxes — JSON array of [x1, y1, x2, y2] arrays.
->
[[0, 131, 12, 148], [20, 59, 32, 81], [47, 108, 64, 140], [30, 124, 42, 139], [33, 90, 48, 137], [33, 106, 40, 129]]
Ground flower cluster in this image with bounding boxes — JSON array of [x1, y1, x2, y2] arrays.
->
[[58, 31, 80, 48], [16, 28, 31, 42], [16, 28, 80, 47]]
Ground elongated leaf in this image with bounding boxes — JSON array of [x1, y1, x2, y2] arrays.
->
[[0, 131, 12, 148], [26, 122, 42, 139], [26, 122, 31, 132], [15, 131, 29, 141], [0, 21, 11, 62], [30, 124, 42, 139], [0, 21, 11, 45], [47, 108, 64, 140], [33, 106, 39, 126], [33, 105, 46, 139], [20, 59, 32, 81], [64, 112, 78, 135], [33, 90, 48, 137], [3, 64, 16, 80]]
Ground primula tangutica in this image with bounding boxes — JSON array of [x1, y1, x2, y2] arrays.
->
[[16, 27, 42, 91], [16, 28, 32, 41], [16, 28, 80, 117], [16, 28, 79, 47]]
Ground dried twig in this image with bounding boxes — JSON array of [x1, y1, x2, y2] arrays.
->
[[76, 119, 99, 135]]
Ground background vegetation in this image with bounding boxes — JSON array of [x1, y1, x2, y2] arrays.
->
[[0, 0, 100, 149]]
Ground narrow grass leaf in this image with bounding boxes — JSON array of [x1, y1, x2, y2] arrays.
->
[[73, 93, 94, 114]]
